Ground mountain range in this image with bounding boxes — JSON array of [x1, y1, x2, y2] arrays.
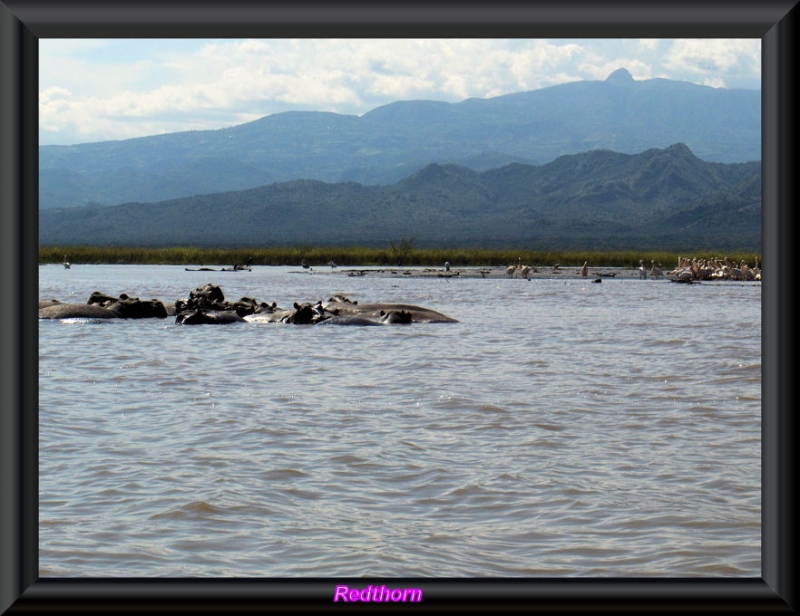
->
[[39, 143, 761, 252], [39, 68, 761, 212]]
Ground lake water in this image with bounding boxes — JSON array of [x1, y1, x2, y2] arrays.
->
[[38, 264, 762, 578]]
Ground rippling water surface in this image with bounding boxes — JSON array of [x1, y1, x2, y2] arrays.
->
[[38, 265, 762, 577]]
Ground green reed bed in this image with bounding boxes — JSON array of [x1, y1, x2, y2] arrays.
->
[[40, 246, 761, 269]]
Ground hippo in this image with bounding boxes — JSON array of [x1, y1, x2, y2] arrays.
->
[[380, 309, 413, 324], [39, 292, 169, 319], [107, 296, 168, 318], [87, 291, 122, 307], [321, 302, 458, 324], [174, 284, 281, 323], [41, 283, 458, 326], [279, 301, 331, 325], [315, 316, 383, 326], [254, 301, 279, 314], [175, 309, 245, 325], [39, 302, 118, 319], [328, 294, 358, 305], [315, 309, 414, 326], [191, 283, 225, 304]]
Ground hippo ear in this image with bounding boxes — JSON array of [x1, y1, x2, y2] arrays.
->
[[380, 310, 386, 316], [294, 302, 300, 309]]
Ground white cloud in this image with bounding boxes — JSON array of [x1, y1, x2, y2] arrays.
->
[[39, 38, 761, 145], [663, 39, 760, 77], [638, 39, 660, 52]]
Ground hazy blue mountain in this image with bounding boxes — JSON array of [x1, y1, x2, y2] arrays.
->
[[39, 68, 760, 210], [40, 144, 761, 252]]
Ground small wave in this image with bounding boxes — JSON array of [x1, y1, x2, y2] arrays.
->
[[479, 403, 509, 414], [262, 468, 309, 480], [641, 338, 690, 347], [531, 422, 566, 432], [149, 500, 225, 521]]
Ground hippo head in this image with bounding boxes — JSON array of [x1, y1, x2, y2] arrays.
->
[[290, 302, 315, 325], [380, 309, 413, 324]]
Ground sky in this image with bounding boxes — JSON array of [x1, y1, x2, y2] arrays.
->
[[39, 38, 761, 146]]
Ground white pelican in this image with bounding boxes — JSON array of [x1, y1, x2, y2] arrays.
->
[[520, 264, 531, 280], [62, 255, 71, 269], [650, 260, 663, 279], [638, 260, 647, 279], [580, 261, 588, 279], [506, 265, 516, 277]]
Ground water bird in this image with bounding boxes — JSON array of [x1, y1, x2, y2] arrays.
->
[[580, 261, 588, 279], [62, 255, 70, 269], [650, 260, 664, 279], [233, 256, 254, 271], [638, 260, 648, 279]]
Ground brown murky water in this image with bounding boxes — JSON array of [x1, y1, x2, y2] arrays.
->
[[39, 265, 761, 577]]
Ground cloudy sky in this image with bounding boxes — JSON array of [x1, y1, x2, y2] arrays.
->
[[39, 38, 761, 146]]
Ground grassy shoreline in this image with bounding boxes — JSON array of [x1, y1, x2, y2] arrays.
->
[[40, 245, 761, 269]]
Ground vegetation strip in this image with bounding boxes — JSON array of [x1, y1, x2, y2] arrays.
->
[[40, 246, 760, 269]]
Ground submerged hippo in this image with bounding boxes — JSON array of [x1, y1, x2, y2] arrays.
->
[[173, 284, 281, 323], [380, 309, 413, 324], [322, 302, 458, 324], [39, 292, 168, 319], [39, 302, 119, 320], [175, 309, 246, 325]]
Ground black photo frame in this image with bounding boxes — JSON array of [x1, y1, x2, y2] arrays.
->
[[2, 1, 796, 612]]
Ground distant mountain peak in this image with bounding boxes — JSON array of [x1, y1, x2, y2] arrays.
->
[[664, 142, 695, 158], [605, 68, 635, 84]]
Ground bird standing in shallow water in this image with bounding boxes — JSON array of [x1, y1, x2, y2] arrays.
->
[[650, 260, 664, 279], [580, 261, 588, 279], [62, 255, 71, 269]]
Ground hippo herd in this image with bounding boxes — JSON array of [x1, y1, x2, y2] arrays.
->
[[38, 284, 458, 326]]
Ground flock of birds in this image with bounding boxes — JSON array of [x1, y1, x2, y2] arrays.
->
[[504, 259, 534, 280], [498, 255, 761, 282], [503, 258, 585, 280], [657, 256, 762, 282]]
